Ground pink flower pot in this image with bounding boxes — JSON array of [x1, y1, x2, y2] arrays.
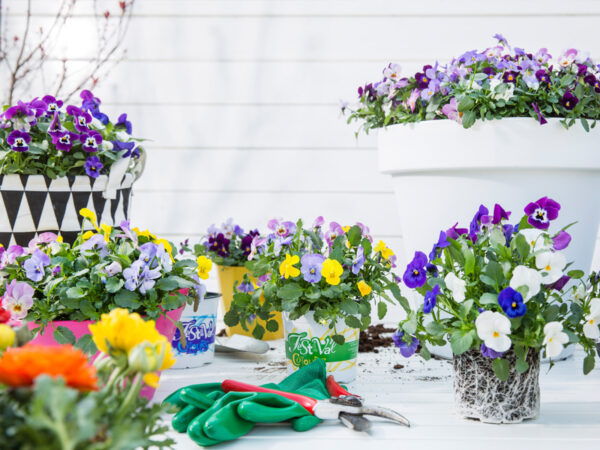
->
[[27, 306, 184, 400]]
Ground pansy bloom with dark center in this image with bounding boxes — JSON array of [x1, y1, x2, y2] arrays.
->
[[52, 131, 79, 152], [6, 130, 31, 152], [403, 251, 428, 288], [524, 196, 560, 230], [498, 287, 527, 318], [81, 131, 103, 152], [84, 156, 104, 178], [561, 91, 579, 110]]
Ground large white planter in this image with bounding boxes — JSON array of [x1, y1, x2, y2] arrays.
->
[[379, 118, 600, 273]]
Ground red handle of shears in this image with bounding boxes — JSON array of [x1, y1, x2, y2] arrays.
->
[[326, 375, 354, 398], [221, 379, 318, 414]]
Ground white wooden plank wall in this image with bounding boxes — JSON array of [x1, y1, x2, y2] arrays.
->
[[4, 0, 600, 297]]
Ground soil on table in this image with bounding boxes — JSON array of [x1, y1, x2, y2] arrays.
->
[[216, 329, 227, 337], [359, 324, 396, 353]]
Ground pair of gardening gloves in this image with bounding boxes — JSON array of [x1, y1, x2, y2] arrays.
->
[[163, 359, 330, 446]]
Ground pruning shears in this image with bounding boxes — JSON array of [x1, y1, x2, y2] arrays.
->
[[221, 375, 410, 432]]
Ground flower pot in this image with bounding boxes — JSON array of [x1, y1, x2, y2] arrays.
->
[[453, 348, 540, 423], [217, 265, 283, 340], [283, 311, 359, 383], [379, 118, 600, 274], [170, 292, 220, 369], [27, 306, 184, 401], [0, 158, 136, 247]]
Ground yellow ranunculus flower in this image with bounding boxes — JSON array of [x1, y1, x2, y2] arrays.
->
[[374, 240, 394, 260], [357, 280, 372, 297], [100, 223, 112, 242], [0, 324, 16, 350], [321, 258, 343, 285], [79, 208, 99, 231], [196, 255, 213, 280], [81, 230, 95, 241], [279, 253, 300, 279]]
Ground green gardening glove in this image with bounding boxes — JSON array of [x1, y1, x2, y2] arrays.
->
[[164, 359, 330, 446]]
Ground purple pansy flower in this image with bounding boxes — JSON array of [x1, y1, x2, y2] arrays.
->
[[469, 204, 490, 241], [423, 285, 440, 314], [352, 246, 365, 275], [502, 71, 518, 83], [429, 230, 450, 261], [561, 91, 579, 110], [524, 197, 560, 230], [48, 111, 65, 137], [80, 234, 108, 257], [52, 130, 79, 152], [549, 275, 571, 291], [402, 251, 428, 288], [115, 113, 132, 134], [241, 230, 259, 257], [482, 67, 496, 79], [313, 216, 325, 229], [112, 140, 136, 157], [392, 331, 419, 357], [23, 249, 50, 282], [119, 220, 137, 241], [531, 102, 547, 125], [6, 130, 31, 152], [84, 155, 104, 178], [446, 222, 468, 240], [553, 230, 571, 250], [3, 280, 34, 320], [300, 253, 326, 283], [498, 287, 527, 318], [493, 33, 508, 46], [81, 130, 103, 152], [503, 224, 515, 246], [66, 105, 92, 132], [81, 90, 109, 125], [481, 343, 504, 359], [584, 74, 600, 93], [535, 69, 551, 85], [0, 245, 24, 269], [324, 222, 344, 246], [357, 83, 376, 102], [208, 233, 230, 257], [267, 219, 296, 239], [123, 260, 161, 294], [492, 204, 511, 225], [52, 266, 62, 276], [42, 95, 63, 115], [237, 281, 255, 293]]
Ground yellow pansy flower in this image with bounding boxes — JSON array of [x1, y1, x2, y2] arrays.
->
[[279, 253, 300, 279], [154, 238, 175, 262], [374, 240, 394, 260], [342, 225, 350, 232], [357, 280, 372, 297], [81, 230, 95, 241], [79, 208, 99, 231], [132, 227, 157, 240], [56, 235, 63, 243], [100, 223, 112, 242], [321, 258, 343, 285], [196, 255, 213, 280]]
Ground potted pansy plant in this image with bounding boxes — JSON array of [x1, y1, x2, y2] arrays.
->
[[0, 90, 143, 247], [0, 208, 201, 380], [193, 219, 283, 340], [394, 197, 598, 423], [226, 217, 404, 382], [345, 34, 600, 277]]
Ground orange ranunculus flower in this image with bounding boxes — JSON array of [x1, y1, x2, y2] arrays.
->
[[0, 344, 98, 391]]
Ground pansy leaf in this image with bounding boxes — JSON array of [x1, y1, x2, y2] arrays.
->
[[265, 320, 279, 332], [480, 292, 498, 305], [332, 334, 346, 345], [223, 309, 239, 326], [515, 233, 530, 260], [461, 110, 476, 129], [53, 326, 76, 345], [583, 354, 595, 375], [492, 358, 510, 381], [114, 289, 141, 309], [66, 287, 85, 299], [340, 299, 359, 315], [457, 96, 474, 112], [450, 330, 474, 355], [75, 334, 98, 355], [425, 321, 445, 337], [347, 225, 362, 246], [252, 324, 265, 340], [377, 301, 387, 320], [344, 315, 362, 329], [105, 277, 124, 294], [567, 270, 584, 279], [277, 283, 303, 301], [515, 358, 529, 374], [155, 277, 179, 292]]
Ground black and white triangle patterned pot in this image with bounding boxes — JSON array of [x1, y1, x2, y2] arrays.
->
[[0, 158, 138, 247]]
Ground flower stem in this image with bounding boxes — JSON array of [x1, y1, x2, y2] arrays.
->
[[114, 372, 143, 422]]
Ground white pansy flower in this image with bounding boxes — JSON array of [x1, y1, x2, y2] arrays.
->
[[543, 322, 569, 358], [444, 272, 466, 302], [102, 140, 114, 151], [583, 298, 600, 340], [536, 252, 566, 284], [519, 229, 551, 253], [476, 311, 512, 353], [509, 265, 542, 302], [489, 78, 514, 101]]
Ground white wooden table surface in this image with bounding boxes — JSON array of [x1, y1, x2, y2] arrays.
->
[[155, 339, 600, 450]]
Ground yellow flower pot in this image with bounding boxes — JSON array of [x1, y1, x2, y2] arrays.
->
[[217, 265, 283, 340]]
